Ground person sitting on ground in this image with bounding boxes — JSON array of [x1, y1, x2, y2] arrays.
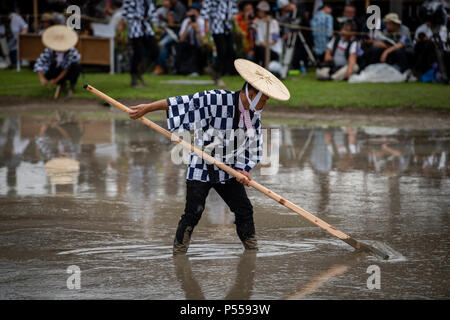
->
[[413, 13, 449, 81], [174, 3, 206, 75], [34, 25, 81, 97], [253, 1, 282, 67], [235, 1, 256, 60], [316, 21, 359, 81], [362, 13, 413, 73]]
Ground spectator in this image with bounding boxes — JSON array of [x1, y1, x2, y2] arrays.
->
[[310, 3, 333, 62], [235, 2, 256, 60], [253, 1, 282, 67], [278, 0, 299, 42], [154, 0, 170, 28], [91, 1, 123, 38], [38, 13, 54, 35], [33, 26, 81, 97], [363, 13, 413, 73], [0, 19, 11, 69], [336, 5, 356, 26], [175, 3, 206, 75], [122, 0, 159, 87], [414, 20, 449, 81], [277, 0, 312, 72], [201, 0, 238, 88], [154, 0, 186, 75], [8, 8, 28, 66], [316, 21, 359, 81]]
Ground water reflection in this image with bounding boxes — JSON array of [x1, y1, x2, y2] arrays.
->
[[278, 126, 449, 176], [282, 252, 364, 300], [173, 252, 257, 300], [0, 113, 449, 299], [0, 114, 449, 228], [1, 114, 448, 199]]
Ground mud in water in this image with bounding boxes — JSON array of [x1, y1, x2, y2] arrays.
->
[[0, 110, 448, 299]]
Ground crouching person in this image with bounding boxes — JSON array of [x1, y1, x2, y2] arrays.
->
[[34, 25, 81, 97], [316, 21, 359, 81]]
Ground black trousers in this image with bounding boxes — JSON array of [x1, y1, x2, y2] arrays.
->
[[212, 33, 236, 78], [175, 42, 203, 75], [254, 45, 280, 67], [44, 63, 80, 88], [360, 46, 410, 72], [130, 35, 159, 74], [175, 178, 255, 244]]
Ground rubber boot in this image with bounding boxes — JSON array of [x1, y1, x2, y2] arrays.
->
[[242, 236, 258, 251], [173, 226, 193, 255]]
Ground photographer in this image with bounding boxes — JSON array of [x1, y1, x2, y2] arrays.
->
[[174, 3, 206, 75], [235, 2, 256, 60], [413, 1, 449, 82]]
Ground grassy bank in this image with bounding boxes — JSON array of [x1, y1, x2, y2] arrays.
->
[[0, 69, 449, 109]]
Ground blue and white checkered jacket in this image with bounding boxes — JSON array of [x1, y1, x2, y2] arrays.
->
[[200, 0, 238, 35], [122, 0, 156, 38], [166, 89, 262, 183], [33, 48, 80, 74]]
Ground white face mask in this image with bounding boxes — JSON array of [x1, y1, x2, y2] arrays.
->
[[245, 83, 262, 113]]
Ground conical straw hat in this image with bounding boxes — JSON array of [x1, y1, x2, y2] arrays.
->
[[234, 58, 290, 101], [42, 25, 78, 52]]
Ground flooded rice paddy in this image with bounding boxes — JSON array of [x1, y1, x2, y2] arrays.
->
[[0, 110, 448, 299]]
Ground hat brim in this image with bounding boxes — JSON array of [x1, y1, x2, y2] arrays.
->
[[42, 25, 78, 52], [234, 59, 290, 101]]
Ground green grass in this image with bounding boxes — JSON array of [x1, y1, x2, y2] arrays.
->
[[0, 69, 449, 109]]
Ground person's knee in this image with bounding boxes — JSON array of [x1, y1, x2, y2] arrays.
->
[[182, 202, 205, 226]]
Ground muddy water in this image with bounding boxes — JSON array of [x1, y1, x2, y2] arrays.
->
[[0, 113, 448, 299]]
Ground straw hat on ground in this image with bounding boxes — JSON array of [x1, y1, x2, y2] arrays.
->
[[42, 25, 78, 52], [234, 58, 291, 101], [383, 13, 402, 25]]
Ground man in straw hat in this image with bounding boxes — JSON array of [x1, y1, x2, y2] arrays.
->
[[38, 13, 54, 35], [128, 59, 290, 254], [34, 25, 81, 97], [365, 13, 412, 73]]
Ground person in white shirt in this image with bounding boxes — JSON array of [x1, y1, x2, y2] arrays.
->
[[415, 23, 448, 45], [253, 1, 282, 67], [174, 3, 206, 75], [8, 10, 28, 66], [316, 21, 359, 81]]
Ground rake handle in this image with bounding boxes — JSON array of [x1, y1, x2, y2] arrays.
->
[[83, 84, 381, 255]]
